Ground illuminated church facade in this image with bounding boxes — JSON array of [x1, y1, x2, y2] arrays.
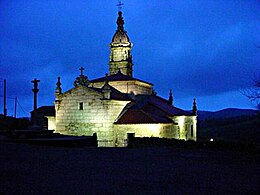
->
[[47, 11, 197, 147]]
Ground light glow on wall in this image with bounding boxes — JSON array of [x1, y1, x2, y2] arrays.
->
[[177, 116, 185, 127], [148, 124, 161, 136], [47, 116, 56, 130]]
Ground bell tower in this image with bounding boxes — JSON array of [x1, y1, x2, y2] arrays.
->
[[109, 10, 133, 77]]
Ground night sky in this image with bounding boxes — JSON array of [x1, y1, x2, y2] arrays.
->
[[0, 0, 259, 117]]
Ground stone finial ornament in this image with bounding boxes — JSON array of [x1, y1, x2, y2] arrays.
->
[[55, 77, 62, 95], [117, 11, 124, 31], [102, 73, 111, 99], [152, 89, 157, 96], [105, 73, 109, 85], [168, 89, 173, 106], [192, 98, 198, 115]]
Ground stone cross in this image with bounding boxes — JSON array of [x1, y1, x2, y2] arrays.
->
[[31, 78, 40, 110], [31, 78, 40, 126], [32, 78, 40, 91], [79, 67, 84, 75]]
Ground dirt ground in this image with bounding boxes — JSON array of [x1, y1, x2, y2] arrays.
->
[[0, 142, 259, 194]]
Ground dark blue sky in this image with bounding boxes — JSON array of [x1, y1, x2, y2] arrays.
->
[[0, 0, 259, 117]]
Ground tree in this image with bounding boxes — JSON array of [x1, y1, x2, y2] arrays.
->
[[245, 77, 260, 110]]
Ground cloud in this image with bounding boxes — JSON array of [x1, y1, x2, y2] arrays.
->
[[0, 0, 259, 116]]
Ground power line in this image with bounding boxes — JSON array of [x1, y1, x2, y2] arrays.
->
[[17, 98, 28, 116], [0, 95, 16, 99], [0, 95, 28, 116]]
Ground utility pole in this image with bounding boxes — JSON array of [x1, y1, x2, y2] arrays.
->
[[3, 79, 7, 116], [14, 96, 17, 118]]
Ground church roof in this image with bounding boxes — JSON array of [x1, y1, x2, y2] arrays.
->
[[115, 109, 173, 124], [90, 70, 153, 86], [110, 87, 133, 101], [61, 83, 132, 102], [31, 106, 55, 116], [112, 30, 130, 44], [111, 11, 130, 44], [115, 95, 193, 124], [90, 85, 133, 101], [147, 95, 193, 116]]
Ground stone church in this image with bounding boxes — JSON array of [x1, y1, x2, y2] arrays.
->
[[47, 11, 197, 147]]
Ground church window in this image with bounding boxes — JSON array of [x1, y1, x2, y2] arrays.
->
[[79, 102, 84, 110], [191, 125, 193, 137]]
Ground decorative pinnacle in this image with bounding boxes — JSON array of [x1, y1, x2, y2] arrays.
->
[[168, 89, 173, 105], [192, 98, 197, 115], [56, 76, 62, 94], [116, 0, 124, 12], [56, 77, 61, 87], [103, 73, 111, 97], [117, 11, 125, 31], [105, 73, 109, 85], [193, 98, 197, 106]]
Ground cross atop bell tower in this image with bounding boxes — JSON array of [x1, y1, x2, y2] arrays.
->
[[116, 0, 124, 11]]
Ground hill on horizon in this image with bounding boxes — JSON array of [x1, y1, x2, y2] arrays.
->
[[197, 108, 258, 121], [197, 108, 259, 144]]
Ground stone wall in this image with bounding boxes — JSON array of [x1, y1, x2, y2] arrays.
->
[[114, 115, 197, 147], [55, 86, 130, 147], [46, 116, 56, 130], [114, 123, 180, 147], [109, 42, 133, 76], [171, 115, 197, 141], [92, 80, 153, 95], [109, 61, 133, 77]]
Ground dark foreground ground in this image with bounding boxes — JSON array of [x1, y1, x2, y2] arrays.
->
[[0, 142, 259, 194]]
